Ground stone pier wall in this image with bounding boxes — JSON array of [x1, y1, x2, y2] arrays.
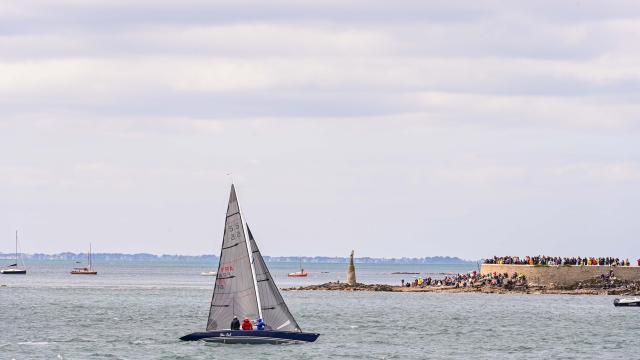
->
[[480, 264, 640, 287]]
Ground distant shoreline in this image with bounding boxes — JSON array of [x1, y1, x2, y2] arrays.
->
[[0, 252, 476, 265]]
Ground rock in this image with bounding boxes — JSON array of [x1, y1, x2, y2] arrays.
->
[[281, 276, 640, 296]]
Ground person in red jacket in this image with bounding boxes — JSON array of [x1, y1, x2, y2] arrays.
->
[[241, 318, 253, 330]]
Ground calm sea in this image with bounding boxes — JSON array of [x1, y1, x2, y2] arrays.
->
[[1, 261, 639, 359]]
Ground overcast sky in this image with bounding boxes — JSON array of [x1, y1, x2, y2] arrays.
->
[[1, 1, 639, 259]]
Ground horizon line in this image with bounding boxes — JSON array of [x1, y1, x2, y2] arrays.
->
[[0, 251, 476, 261]]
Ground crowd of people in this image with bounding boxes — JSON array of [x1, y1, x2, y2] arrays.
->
[[484, 256, 639, 267], [401, 270, 527, 289]]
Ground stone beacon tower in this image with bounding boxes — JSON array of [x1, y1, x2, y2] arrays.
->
[[347, 250, 356, 286]]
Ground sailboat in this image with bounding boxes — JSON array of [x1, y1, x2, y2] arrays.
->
[[71, 243, 97, 275], [1, 231, 27, 275], [180, 185, 320, 344], [288, 260, 308, 277]]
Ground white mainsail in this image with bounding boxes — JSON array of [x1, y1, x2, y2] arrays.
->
[[206, 185, 302, 332], [207, 185, 260, 330]]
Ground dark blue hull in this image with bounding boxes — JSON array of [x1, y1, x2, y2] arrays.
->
[[180, 330, 320, 344]]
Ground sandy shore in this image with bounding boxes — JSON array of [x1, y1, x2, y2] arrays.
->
[[282, 282, 640, 296]]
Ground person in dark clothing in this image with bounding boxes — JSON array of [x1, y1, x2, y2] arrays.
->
[[230, 316, 240, 330], [241, 318, 253, 330]]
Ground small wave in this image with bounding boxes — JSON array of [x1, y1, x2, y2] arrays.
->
[[130, 339, 153, 345], [56, 337, 95, 343], [18, 341, 49, 346]]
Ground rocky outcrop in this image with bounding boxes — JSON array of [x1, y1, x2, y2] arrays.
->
[[282, 278, 640, 296], [284, 282, 395, 292]]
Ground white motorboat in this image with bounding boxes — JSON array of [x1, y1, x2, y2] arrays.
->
[[613, 297, 640, 307]]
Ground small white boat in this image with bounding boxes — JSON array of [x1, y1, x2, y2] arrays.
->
[[1, 268, 27, 275], [613, 297, 640, 307], [201, 271, 217, 276]]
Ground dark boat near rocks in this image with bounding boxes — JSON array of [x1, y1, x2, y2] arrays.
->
[[614, 297, 640, 307]]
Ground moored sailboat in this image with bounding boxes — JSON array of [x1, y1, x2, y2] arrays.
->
[[288, 260, 308, 277], [1, 231, 27, 275], [180, 185, 320, 344], [71, 243, 97, 275]]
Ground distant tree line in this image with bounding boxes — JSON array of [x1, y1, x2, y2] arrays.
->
[[0, 252, 474, 264]]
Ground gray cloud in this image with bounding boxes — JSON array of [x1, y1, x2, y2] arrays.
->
[[1, 1, 639, 258]]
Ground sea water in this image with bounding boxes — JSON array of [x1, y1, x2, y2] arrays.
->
[[1, 261, 639, 359]]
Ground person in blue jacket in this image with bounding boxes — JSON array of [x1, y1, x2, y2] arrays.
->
[[255, 318, 265, 330]]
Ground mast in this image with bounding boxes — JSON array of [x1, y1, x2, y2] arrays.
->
[[235, 186, 263, 320], [89, 243, 92, 269], [15, 230, 18, 263]]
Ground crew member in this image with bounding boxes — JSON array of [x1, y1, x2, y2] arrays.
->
[[230, 316, 240, 330], [241, 318, 253, 330]]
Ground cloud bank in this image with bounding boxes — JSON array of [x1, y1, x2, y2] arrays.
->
[[1, 1, 639, 258]]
